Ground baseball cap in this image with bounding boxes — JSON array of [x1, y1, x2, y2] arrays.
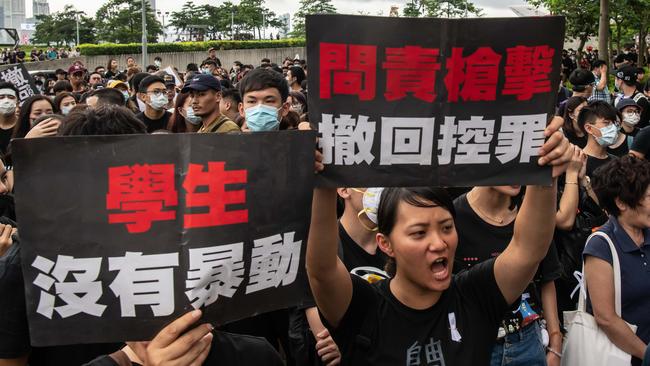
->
[[68, 64, 86, 75], [616, 98, 642, 112], [181, 74, 221, 93], [162, 73, 175, 87], [615, 65, 638, 83], [107, 80, 128, 89]]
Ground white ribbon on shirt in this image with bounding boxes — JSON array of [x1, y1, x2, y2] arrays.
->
[[448, 312, 462, 342]]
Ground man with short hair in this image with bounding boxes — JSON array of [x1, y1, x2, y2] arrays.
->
[[182, 74, 239, 133], [614, 65, 650, 129], [590, 60, 610, 103], [135, 75, 172, 133], [0, 82, 18, 154], [557, 68, 595, 117], [53, 80, 73, 96], [68, 64, 87, 95], [238, 68, 290, 132], [219, 88, 242, 125], [286, 66, 305, 92], [200, 60, 218, 76], [125, 56, 137, 71], [86, 88, 127, 108], [88, 72, 103, 89], [55, 69, 67, 81], [206, 47, 222, 67]]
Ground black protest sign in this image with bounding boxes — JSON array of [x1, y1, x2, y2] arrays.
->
[[307, 15, 565, 187], [12, 132, 315, 346], [0, 63, 39, 103]]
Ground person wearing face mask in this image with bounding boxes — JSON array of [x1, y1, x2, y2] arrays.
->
[[237, 68, 291, 132], [53, 92, 77, 116], [135, 75, 172, 133], [167, 92, 201, 133], [294, 187, 388, 366], [287, 91, 308, 122], [617, 99, 642, 138], [181, 74, 239, 134], [154, 56, 163, 69], [0, 83, 18, 155], [200, 60, 218, 76], [577, 100, 620, 178], [614, 66, 650, 129]]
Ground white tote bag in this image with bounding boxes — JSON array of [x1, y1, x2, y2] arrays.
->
[[562, 231, 637, 366]]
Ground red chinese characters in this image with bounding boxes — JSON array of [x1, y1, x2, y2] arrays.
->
[[106, 164, 177, 233], [502, 45, 555, 100], [107, 162, 248, 233], [183, 162, 248, 229], [383, 46, 441, 102], [319, 42, 377, 101], [444, 47, 502, 102]]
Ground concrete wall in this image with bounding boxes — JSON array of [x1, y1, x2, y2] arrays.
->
[[12, 47, 307, 73], [86, 47, 307, 71]]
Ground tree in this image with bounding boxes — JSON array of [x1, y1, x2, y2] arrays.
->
[[290, 0, 337, 38], [598, 0, 609, 62], [527, 0, 599, 61], [95, 0, 162, 43], [402, 0, 482, 18], [32, 5, 96, 45]]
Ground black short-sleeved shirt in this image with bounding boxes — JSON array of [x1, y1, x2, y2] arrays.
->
[[135, 111, 171, 133], [323, 259, 508, 365], [0, 126, 12, 155], [632, 126, 650, 158], [83, 331, 284, 366], [453, 194, 562, 329], [563, 128, 588, 149], [586, 154, 615, 178], [607, 137, 630, 157], [339, 223, 386, 278], [0, 243, 121, 364]]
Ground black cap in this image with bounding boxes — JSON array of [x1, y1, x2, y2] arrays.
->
[[569, 68, 595, 88], [616, 98, 642, 112], [615, 65, 637, 83], [181, 74, 221, 93]]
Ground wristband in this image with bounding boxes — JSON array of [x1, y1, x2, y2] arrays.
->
[[547, 347, 563, 358]]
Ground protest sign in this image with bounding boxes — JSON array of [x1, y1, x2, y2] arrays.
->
[[0, 63, 39, 103], [12, 132, 315, 346], [307, 15, 566, 187]]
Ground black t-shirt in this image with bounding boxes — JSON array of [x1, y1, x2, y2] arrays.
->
[[323, 259, 508, 365], [607, 137, 630, 157], [632, 126, 650, 158], [453, 194, 562, 330], [586, 154, 615, 177], [83, 331, 284, 366], [135, 111, 171, 133], [0, 242, 121, 365], [0, 126, 13, 155], [339, 223, 387, 279], [563, 128, 588, 149]]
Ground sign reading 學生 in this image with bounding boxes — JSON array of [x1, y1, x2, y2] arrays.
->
[[307, 14, 566, 188], [12, 132, 315, 346]]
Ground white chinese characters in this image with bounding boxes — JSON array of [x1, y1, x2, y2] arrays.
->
[[31, 231, 303, 319]]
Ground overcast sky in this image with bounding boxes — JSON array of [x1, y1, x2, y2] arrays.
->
[[33, 0, 531, 20]]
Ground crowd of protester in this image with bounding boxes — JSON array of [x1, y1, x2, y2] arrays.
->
[[0, 43, 647, 366], [0, 46, 81, 64]]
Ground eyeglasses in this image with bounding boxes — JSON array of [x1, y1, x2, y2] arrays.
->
[[146, 90, 166, 97]]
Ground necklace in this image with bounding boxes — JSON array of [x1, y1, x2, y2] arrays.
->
[[467, 191, 513, 225]]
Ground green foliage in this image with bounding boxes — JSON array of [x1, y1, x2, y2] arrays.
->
[[78, 39, 306, 56], [526, 0, 598, 45], [401, 0, 482, 18], [32, 5, 96, 45], [290, 0, 337, 38], [169, 0, 283, 41], [95, 0, 163, 43]]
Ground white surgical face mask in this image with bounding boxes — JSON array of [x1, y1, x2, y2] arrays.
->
[[0, 98, 16, 116], [623, 112, 641, 126], [61, 105, 74, 116], [149, 93, 168, 111], [154, 60, 161, 67]]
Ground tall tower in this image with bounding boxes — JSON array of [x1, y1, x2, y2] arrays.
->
[[2, 0, 25, 29], [33, 0, 49, 17]]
